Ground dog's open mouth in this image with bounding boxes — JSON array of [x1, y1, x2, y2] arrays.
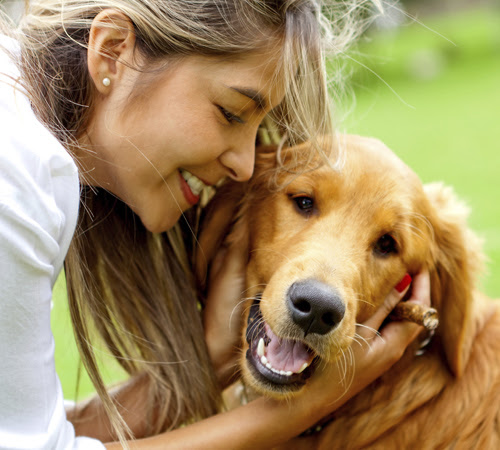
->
[[245, 297, 317, 392]]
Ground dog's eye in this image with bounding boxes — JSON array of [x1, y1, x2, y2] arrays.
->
[[374, 234, 398, 257], [290, 194, 314, 214]]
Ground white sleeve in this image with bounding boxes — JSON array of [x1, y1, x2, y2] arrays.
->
[[0, 59, 105, 449]]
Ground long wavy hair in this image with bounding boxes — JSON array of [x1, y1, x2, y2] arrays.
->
[[1, 0, 382, 445]]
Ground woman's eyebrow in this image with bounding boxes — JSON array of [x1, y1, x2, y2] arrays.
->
[[229, 86, 267, 110]]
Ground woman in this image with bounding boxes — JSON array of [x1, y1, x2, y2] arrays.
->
[[0, 0, 429, 448]]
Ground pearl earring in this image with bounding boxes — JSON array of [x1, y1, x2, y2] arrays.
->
[[102, 77, 111, 87]]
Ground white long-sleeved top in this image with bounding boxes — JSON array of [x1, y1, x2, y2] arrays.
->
[[0, 36, 104, 449]]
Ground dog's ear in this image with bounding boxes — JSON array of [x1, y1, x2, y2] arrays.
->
[[424, 182, 484, 377]]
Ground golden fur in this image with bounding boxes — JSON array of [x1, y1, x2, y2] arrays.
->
[[198, 134, 500, 449]]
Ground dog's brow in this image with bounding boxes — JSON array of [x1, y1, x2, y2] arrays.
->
[[229, 86, 267, 110]]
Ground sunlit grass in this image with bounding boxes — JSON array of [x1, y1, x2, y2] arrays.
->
[[51, 276, 127, 401]]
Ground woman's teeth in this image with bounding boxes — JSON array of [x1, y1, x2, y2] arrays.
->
[[180, 170, 208, 196]]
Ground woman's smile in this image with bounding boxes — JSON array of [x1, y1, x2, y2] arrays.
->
[[179, 169, 211, 205]]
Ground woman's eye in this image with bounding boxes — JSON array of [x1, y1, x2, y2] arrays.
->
[[374, 234, 398, 257], [218, 106, 243, 124], [290, 194, 314, 214]]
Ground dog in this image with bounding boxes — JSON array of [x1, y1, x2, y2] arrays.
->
[[197, 134, 500, 449]]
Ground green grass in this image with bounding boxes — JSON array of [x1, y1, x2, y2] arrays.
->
[[53, 7, 500, 400], [51, 276, 127, 401], [342, 7, 500, 297]]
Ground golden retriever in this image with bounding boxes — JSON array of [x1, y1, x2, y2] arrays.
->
[[197, 134, 500, 449]]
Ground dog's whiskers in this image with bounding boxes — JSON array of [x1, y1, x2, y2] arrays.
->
[[336, 346, 350, 386], [228, 298, 254, 331], [356, 323, 382, 338], [248, 317, 267, 343], [351, 333, 374, 356], [334, 351, 345, 385], [353, 291, 372, 307]]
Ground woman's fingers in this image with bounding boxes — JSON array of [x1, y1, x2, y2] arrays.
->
[[203, 221, 249, 386], [357, 273, 412, 340], [358, 269, 432, 360], [204, 240, 246, 343], [406, 269, 431, 307], [379, 269, 431, 345]]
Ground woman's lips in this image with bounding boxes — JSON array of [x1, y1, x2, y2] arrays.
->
[[178, 171, 199, 206], [179, 169, 210, 206]]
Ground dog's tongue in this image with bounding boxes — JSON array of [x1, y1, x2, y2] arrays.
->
[[264, 323, 313, 373]]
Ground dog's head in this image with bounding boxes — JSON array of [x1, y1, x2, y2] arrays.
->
[[197, 134, 483, 399], [239, 135, 483, 398]]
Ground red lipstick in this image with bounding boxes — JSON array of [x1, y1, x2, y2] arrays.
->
[[178, 171, 200, 206]]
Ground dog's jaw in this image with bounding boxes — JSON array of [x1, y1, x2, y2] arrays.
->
[[244, 298, 318, 397]]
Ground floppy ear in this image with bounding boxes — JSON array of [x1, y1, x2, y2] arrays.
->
[[424, 182, 484, 377]]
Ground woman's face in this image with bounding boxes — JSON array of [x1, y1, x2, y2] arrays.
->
[[82, 49, 285, 233]]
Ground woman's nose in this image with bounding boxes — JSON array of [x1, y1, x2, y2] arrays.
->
[[219, 134, 256, 182]]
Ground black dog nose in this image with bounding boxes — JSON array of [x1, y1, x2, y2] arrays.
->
[[287, 280, 345, 335]]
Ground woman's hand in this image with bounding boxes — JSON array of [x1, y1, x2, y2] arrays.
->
[[304, 270, 431, 418], [202, 219, 249, 388]]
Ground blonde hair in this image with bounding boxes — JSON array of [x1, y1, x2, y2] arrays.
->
[[1, 0, 382, 444]]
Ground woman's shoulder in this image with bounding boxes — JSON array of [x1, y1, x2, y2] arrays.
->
[[0, 34, 77, 178], [0, 49, 79, 253], [0, 86, 77, 189], [0, 35, 79, 278], [0, 93, 78, 207]]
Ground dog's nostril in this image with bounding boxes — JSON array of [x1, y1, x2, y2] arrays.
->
[[322, 312, 336, 327], [287, 280, 345, 336], [296, 300, 311, 313]]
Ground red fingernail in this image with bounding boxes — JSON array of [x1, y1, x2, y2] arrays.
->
[[395, 273, 412, 293]]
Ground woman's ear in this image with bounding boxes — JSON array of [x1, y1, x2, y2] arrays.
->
[[87, 9, 136, 94]]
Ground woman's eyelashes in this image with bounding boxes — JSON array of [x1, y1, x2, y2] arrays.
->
[[218, 106, 245, 124]]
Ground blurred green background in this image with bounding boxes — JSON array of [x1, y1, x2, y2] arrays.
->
[[341, 2, 500, 299], [3, 0, 496, 401]]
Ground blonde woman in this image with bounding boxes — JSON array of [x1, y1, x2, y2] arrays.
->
[[0, 0, 430, 448]]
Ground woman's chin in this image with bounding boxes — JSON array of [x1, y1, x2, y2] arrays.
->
[[140, 212, 178, 234]]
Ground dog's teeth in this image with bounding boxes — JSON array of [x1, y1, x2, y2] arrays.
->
[[285, 370, 293, 376], [298, 362, 309, 373], [260, 355, 268, 366], [257, 338, 265, 358], [266, 362, 272, 370]]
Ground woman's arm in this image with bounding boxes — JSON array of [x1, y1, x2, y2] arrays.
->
[[67, 373, 152, 441]]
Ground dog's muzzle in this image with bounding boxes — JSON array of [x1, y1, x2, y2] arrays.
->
[[245, 297, 317, 392]]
